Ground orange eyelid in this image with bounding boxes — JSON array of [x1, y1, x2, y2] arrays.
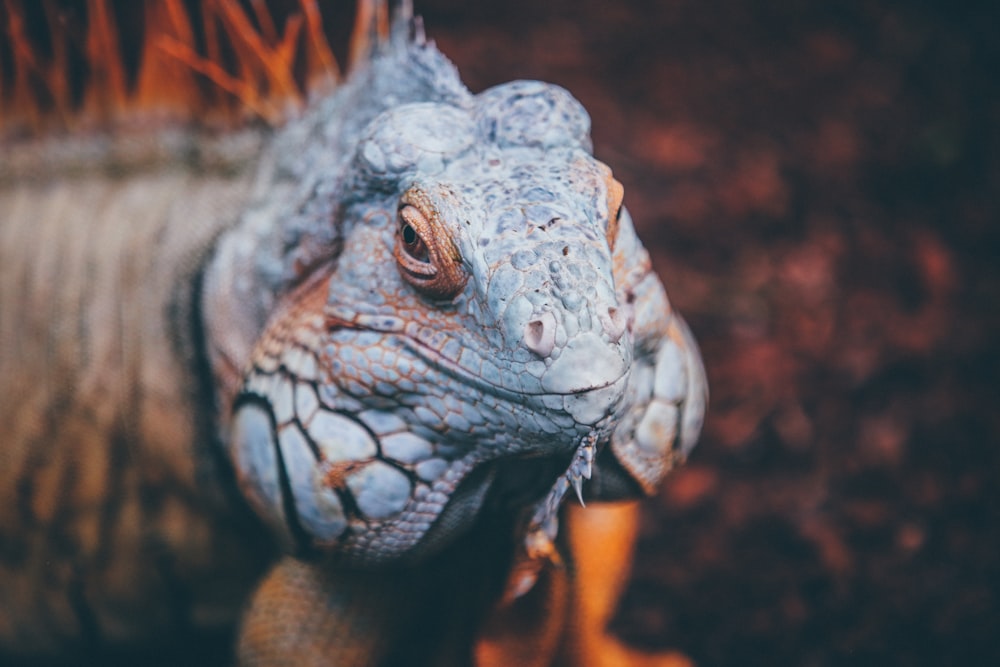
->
[[394, 188, 469, 300], [397, 205, 435, 270], [605, 174, 625, 252]]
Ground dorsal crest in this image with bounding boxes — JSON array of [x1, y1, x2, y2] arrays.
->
[[0, 0, 402, 135]]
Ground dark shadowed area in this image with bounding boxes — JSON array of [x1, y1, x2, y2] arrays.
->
[[419, 1, 999, 664]]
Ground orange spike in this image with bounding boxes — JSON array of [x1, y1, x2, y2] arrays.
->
[[201, 0, 223, 72], [250, 0, 280, 45], [4, 0, 45, 129], [213, 0, 299, 102], [133, 1, 204, 120], [299, 0, 340, 92], [83, 0, 128, 120], [2, 0, 361, 134], [9, 0, 77, 125], [164, 0, 197, 45], [277, 14, 304, 68], [156, 35, 271, 122], [41, 1, 72, 119], [349, 0, 390, 72]]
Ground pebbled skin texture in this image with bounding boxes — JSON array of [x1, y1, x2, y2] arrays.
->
[[0, 4, 705, 665], [206, 15, 707, 571]]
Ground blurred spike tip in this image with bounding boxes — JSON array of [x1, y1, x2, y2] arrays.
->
[[0, 0, 396, 134]]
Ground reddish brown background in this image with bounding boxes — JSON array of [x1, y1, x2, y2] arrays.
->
[[418, 1, 999, 664], [4, 1, 998, 664]]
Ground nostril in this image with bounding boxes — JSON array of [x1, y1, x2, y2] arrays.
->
[[524, 312, 557, 358], [603, 306, 629, 343]]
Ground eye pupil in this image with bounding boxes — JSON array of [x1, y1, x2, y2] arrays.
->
[[402, 224, 417, 245], [399, 221, 430, 263]]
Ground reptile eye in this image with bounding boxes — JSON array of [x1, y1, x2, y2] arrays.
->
[[399, 220, 430, 262], [605, 176, 625, 252], [393, 190, 469, 301]]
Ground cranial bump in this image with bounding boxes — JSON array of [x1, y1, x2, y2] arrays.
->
[[475, 80, 592, 151], [356, 103, 476, 184]]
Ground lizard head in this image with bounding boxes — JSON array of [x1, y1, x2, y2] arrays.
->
[[217, 64, 704, 564], [341, 80, 633, 420]]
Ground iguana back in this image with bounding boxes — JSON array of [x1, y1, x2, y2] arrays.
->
[[0, 124, 275, 657]]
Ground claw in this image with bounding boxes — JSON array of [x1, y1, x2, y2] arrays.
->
[[568, 431, 596, 507], [571, 473, 586, 507]]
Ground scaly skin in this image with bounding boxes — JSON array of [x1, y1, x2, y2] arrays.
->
[[208, 12, 706, 566], [212, 11, 707, 665], [0, 3, 706, 665]]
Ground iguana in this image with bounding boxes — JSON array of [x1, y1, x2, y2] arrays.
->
[[0, 1, 707, 665]]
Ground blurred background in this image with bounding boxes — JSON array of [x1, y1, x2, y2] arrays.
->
[[417, 0, 999, 664], [4, 0, 998, 664]]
